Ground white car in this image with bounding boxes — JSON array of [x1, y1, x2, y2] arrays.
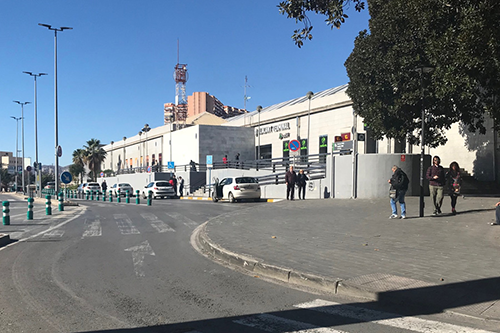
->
[[212, 176, 261, 203], [142, 181, 176, 199], [79, 182, 101, 193]]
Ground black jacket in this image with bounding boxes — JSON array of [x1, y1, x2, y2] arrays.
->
[[390, 168, 409, 191], [285, 170, 297, 185], [297, 173, 309, 186]]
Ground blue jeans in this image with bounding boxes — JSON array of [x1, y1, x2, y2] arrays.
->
[[390, 190, 406, 216]]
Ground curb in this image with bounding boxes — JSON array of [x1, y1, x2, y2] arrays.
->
[[195, 222, 498, 321]]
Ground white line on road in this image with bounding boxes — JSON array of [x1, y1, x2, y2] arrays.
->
[[114, 214, 140, 235], [140, 213, 175, 233], [124, 240, 155, 277], [82, 219, 102, 238], [165, 212, 198, 229], [295, 299, 496, 333], [234, 313, 347, 332], [42, 229, 65, 238]]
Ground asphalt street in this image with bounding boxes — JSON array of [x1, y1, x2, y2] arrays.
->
[[0, 194, 498, 332]]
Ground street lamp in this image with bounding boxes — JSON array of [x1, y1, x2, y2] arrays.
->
[[13, 101, 30, 194], [110, 141, 114, 171], [306, 91, 314, 158], [23, 71, 47, 197], [415, 66, 435, 217], [257, 105, 262, 161], [39, 23, 72, 195], [142, 124, 151, 166], [10, 116, 22, 191], [123, 136, 127, 171], [138, 131, 143, 168]]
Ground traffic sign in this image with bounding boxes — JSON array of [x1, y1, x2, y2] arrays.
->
[[57, 145, 62, 157], [289, 140, 301, 152], [147, 166, 152, 173], [206, 155, 213, 167], [100, 172, 104, 177], [167, 161, 175, 169], [26, 166, 32, 172], [60, 171, 72, 184]]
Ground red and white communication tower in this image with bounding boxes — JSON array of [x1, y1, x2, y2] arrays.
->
[[165, 41, 188, 128]]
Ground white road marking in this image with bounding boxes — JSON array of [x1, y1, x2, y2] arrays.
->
[[234, 313, 347, 332], [82, 219, 102, 238], [42, 229, 65, 238], [295, 299, 496, 333], [124, 240, 155, 277], [165, 212, 198, 228], [140, 213, 175, 233], [114, 214, 140, 235]]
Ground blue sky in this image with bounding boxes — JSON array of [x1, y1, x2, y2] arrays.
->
[[0, 0, 370, 166]]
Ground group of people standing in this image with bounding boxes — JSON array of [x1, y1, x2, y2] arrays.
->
[[169, 175, 184, 197], [389, 155, 463, 219], [285, 166, 309, 200]]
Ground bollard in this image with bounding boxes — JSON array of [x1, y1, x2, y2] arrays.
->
[[96, 190, 100, 201], [126, 190, 130, 204], [109, 190, 113, 202], [2, 201, 10, 225], [59, 192, 64, 211], [46, 195, 52, 215], [103, 190, 107, 202], [136, 190, 140, 204], [90, 190, 94, 201], [147, 190, 152, 206], [117, 189, 121, 203], [27, 197, 34, 220], [85, 190, 89, 200]]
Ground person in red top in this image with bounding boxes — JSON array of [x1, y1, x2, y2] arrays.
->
[[426, 155, 446, 215], [222, 155, 228, 166]]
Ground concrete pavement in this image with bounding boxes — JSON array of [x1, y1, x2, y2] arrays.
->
[[197, 195, 500, 320]]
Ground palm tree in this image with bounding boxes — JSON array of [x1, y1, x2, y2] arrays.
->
[[83, 139, 107, 181], [72, 148, 87, 183], [0, 168, 12, 191]]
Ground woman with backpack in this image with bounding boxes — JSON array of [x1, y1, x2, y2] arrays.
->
[[388, 165, 409, 219], [445, 161, 462, 215]]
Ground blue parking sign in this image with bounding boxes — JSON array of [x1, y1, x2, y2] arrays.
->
[[206, 155, 213, 165], [167, 161, 175, 169]]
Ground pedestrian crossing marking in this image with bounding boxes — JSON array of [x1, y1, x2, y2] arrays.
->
[[234, 313, 347, 332], [82, 219, 102, 238], [113, 214, 140, 235], [294, 299, 496, 333], [165, 212, 198, 228], [140, 213, 175, 233], [42, 230, 65, 238]]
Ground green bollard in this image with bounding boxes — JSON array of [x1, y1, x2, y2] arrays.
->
[[85, 191, 89, 200], [147, 190, 152, 206], [96, 190, 100, 201], [136, 190, 140, 204], [2, 201, 10, 225], [46, 195, 52, 215], [103, 190, 107, 202], [27, 197, 34, 220], [126, 190, 130, 204], [117, 189, 121, 203], [59, 193, 64, 211], [90, 190, 94, 201], [109, 190, 113, 202]]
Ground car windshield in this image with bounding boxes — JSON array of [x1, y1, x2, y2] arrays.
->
[[89, 183, 99, 186], [119, 183, 130, 187], [156, 182, 170, 187], [235, 177, 258, 184]]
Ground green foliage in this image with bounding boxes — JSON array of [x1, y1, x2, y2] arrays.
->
[[345, 0, 500, 147], [278, 0, 365, 47], [41, 172, 54, 189], [69, 163, 85, 184], [0, 168, 12, 190], [83, 139, 107, 182]]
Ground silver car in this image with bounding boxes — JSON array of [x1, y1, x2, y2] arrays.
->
[[111, 183, 134, 197], [142, 181, 176, 199]]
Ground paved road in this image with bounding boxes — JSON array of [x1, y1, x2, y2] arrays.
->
[[0, 194, 498, 332]]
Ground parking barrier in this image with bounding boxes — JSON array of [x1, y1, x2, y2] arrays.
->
[[58, 192, 64, 211], [2, 201, 10, 225], [135, 190, 140, 204], [96, 190, 100, 201], [103, 190, 107, 202], [117, 189, 121, 203], [46, 195, 52, 215], [126, 190, 130, 204], [27, 197, 34, 220], [86, 191, 90, 200], [90, 190, 94, 201], [147, 190, 152, 206], [109, 190, 113, 202]]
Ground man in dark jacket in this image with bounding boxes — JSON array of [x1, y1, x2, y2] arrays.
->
[[285, 165, 297, 200], [388, 165, 409, 219], [426, 155, 446, 215]]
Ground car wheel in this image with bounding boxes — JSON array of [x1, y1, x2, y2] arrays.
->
[[228, 192, 235, 203]]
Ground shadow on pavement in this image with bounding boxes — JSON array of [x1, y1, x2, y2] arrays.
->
[[75, 277, 500, 333]]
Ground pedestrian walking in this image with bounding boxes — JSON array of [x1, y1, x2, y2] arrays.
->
[[101, 180, 108, 192], [234, 152, 240, 167], [388, 165, 409, 219], [223, 155, 228, 167], [189, 160, 197, 171], [172, 175, 178, 196], [445, 161, 462, 214], [492, 202, 500, 226], [426, 155, 446, 215], [297, 169, 309, 200], [285, 165, 297, 200], [178, 176, 184, 197]]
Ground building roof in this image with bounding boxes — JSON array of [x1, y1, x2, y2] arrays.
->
[[186, 112, 227, 126]]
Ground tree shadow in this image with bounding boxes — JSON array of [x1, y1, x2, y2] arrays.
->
[[75, 277, 500, 333]]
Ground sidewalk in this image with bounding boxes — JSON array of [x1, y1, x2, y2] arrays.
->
[[197, 196, 500, 320]]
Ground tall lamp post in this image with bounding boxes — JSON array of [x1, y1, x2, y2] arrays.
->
[[138, 131, 143, 169], [123, 137, 127, 171], [39, 23, 72, 195], [415, 66, 435, 217], [306, 91, 314, 157], [10, 116, 22, 191], [13, 101, 30, 194], [23, 71, 47, 197], [256, 106, 262, 161], [142, 124, 151, 166]]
